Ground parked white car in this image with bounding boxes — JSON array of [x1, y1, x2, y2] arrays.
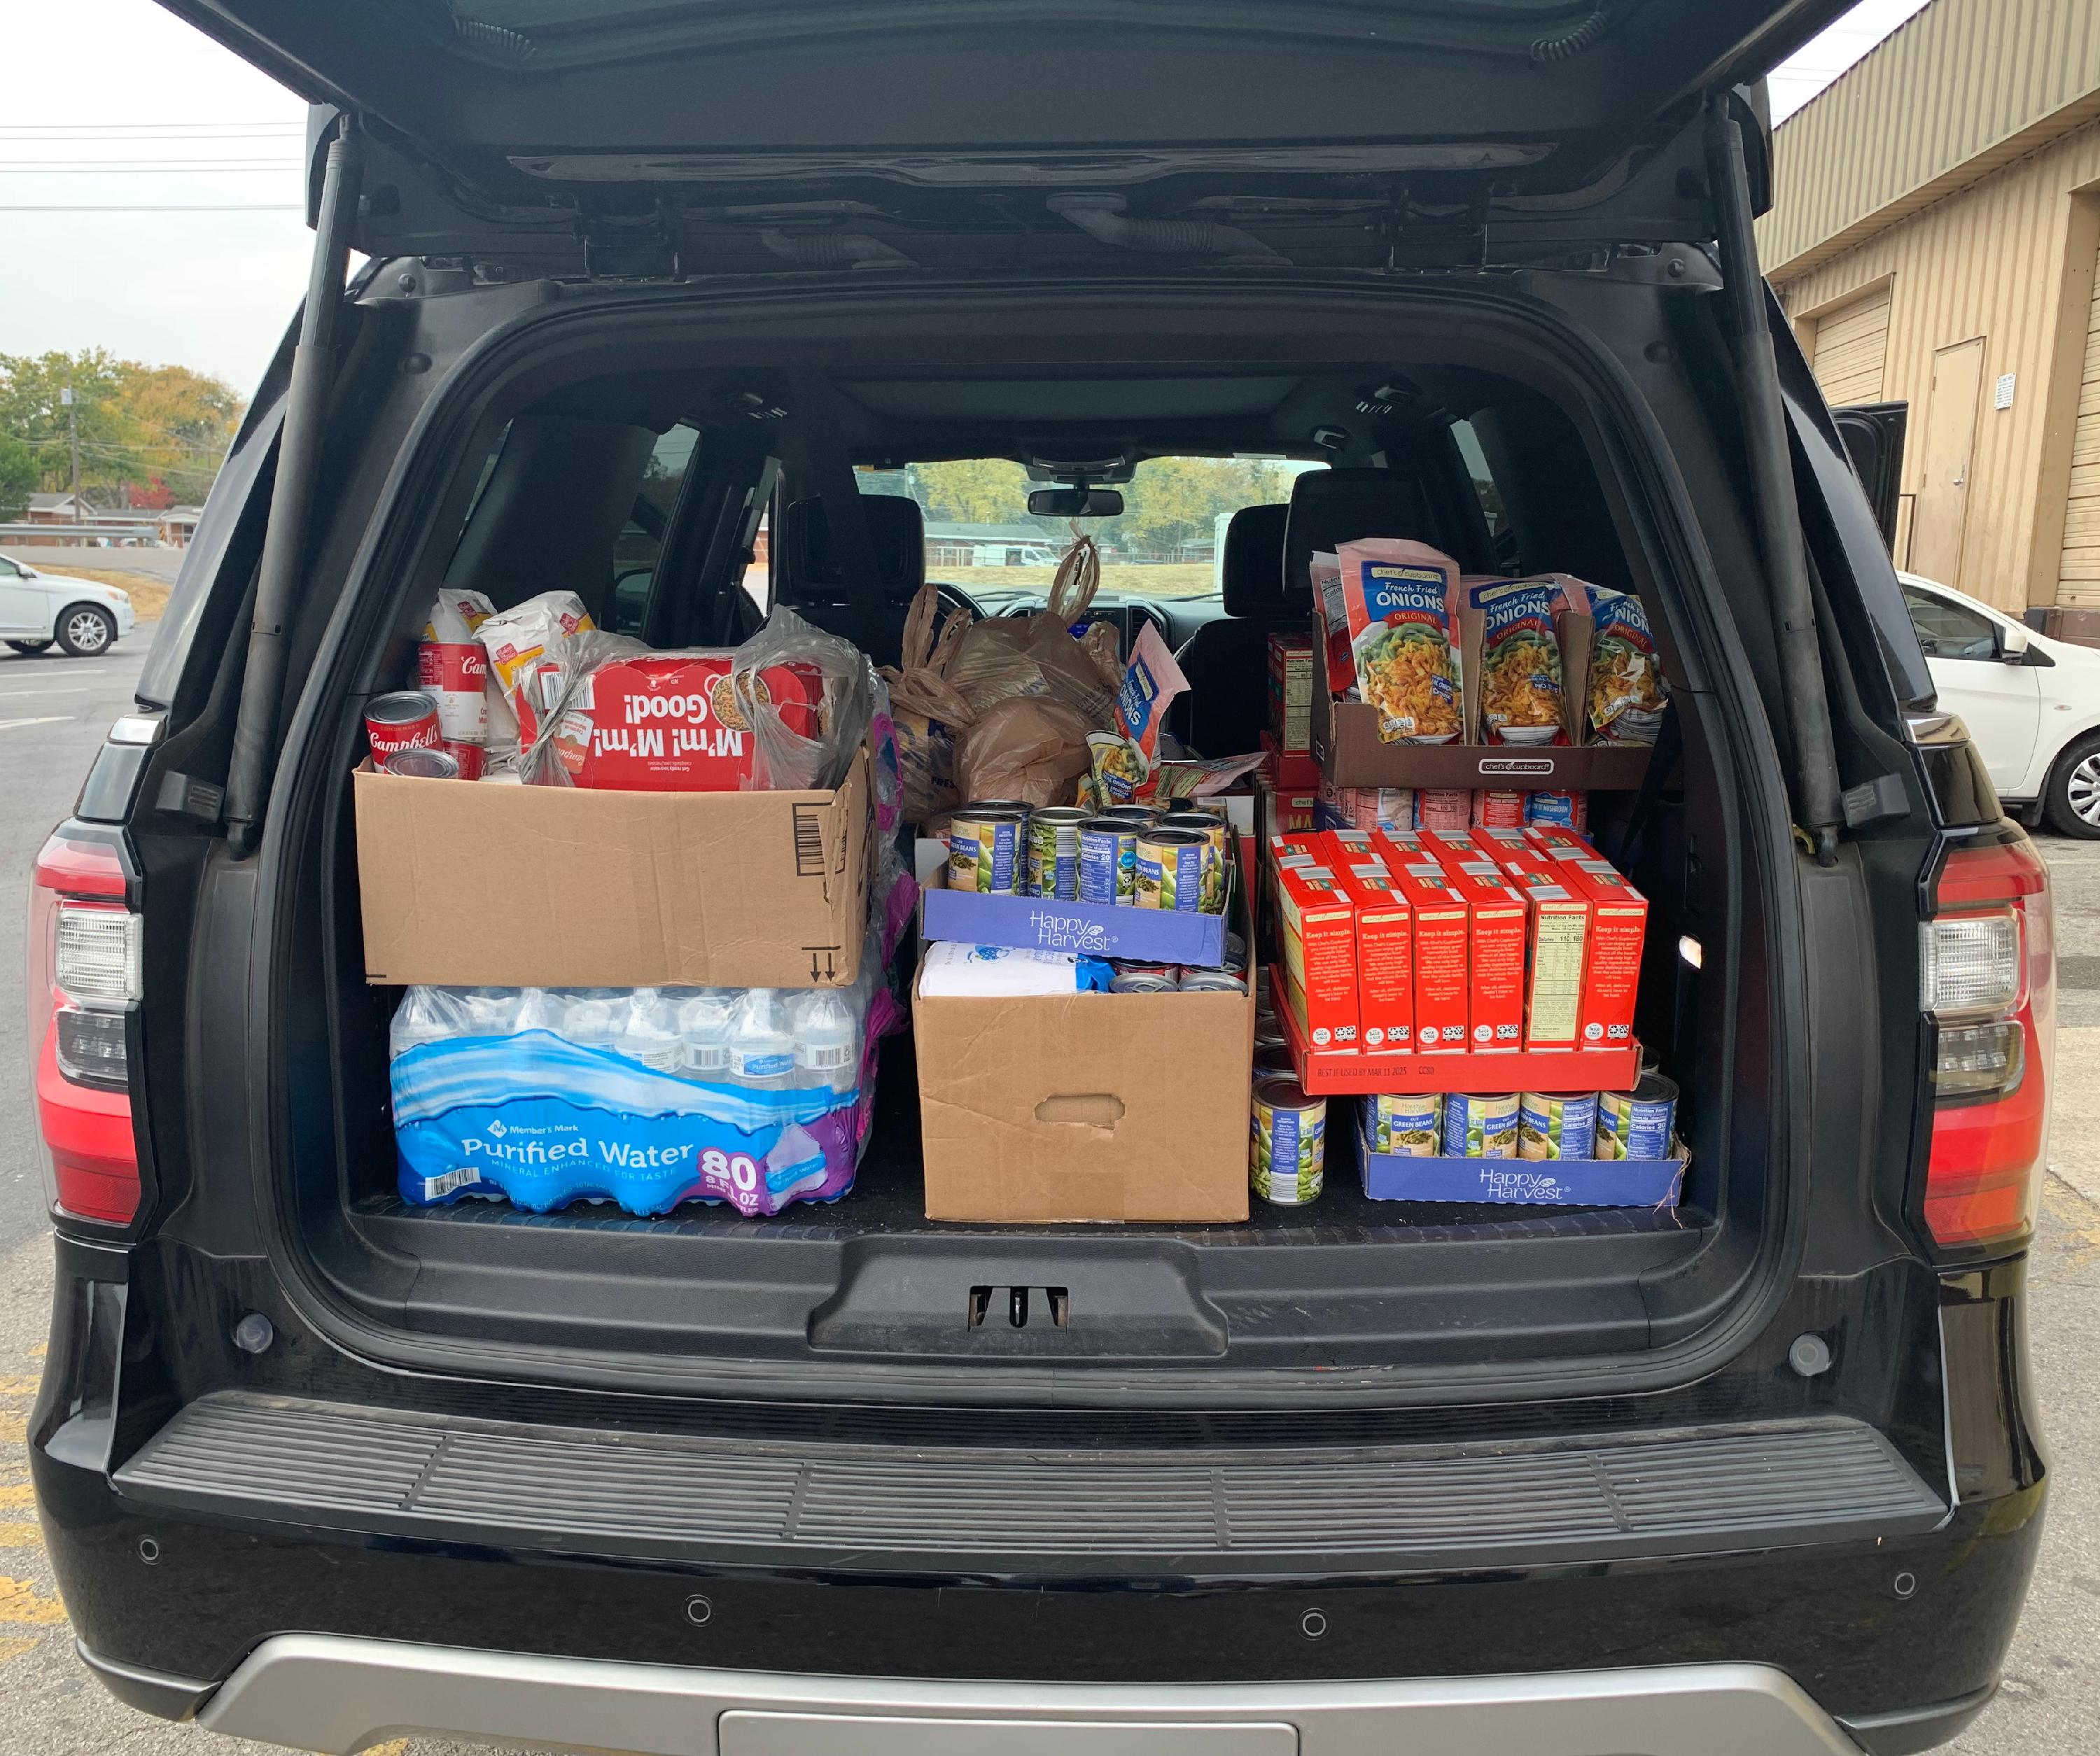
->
[[0, 555, 135, 658], [1901, 570, 2100, 836]]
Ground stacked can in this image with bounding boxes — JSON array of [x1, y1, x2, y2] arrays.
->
[[1367, 1093, 1441, 1156], [1597, 1074, 1678, 1160], [1028, 807, 1091, 901], [1443, 1092, 1520, 1159], [1518, 1091, 1597, 1160], [366, 691, 443, 763], [947, 806, 1029, 895]]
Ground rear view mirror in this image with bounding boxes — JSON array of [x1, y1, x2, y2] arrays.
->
[[2000, 622, 2032, 662], [1028, 487, 1124, 518]]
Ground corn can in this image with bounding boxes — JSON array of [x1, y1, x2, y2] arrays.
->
[[1078, 817, 1140, 905], [1251, 1076, 1326, 1205], [948, 808, 1027, 895], [1442, 1091, 1520, 1159], [1028, 806, 1091, 901], [1254, 1044, 1297, 1081], [1596, 1073, 1678, 1160], [1155, 810, 1231, 915], [1096, 803, 1163, 827], [1518, 1091, 1598, 1160], [1135, 828, 1207, 912], [1368, 1092, 1441, 1157]]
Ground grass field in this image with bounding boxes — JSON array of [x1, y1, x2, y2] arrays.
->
[[36, 568, 172, 621], [936, 562, 1219, 600]]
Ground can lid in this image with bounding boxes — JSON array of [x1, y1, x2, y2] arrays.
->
[[368, 689, 440, 724], [1253, 1074, 1320, 1109], [1140, 828, 1209, 847], [384, 747, 460, 779], [1634, 1072, 1679, 1103]]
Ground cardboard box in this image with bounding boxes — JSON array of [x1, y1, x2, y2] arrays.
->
[[1386, 864, 1471, 1052], [913, 869, 1254, 1223], [1526, 826, 1604, 864], [1439, 862, 1528, 1052], [1274, 862, 1360, 1056], [1357, 1120, 1684, 1207], [1261, 733, 1322, 791], [1500, 857, 1593, 1051], [1308, 612, 1654, 791], [1267, 631, 1315, 755], [1276, 993, 1640, 1095], [1330, 859, 1414, 1053], [353, 748, 870, 989], [1569, 864, 1648, 1048]]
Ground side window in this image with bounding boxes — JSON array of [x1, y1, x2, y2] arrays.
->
[[1903, 586, 1999, 661], [611, 423, 702, 635], [0, 559, 18, 578], [1451, 419, 1518, 572]]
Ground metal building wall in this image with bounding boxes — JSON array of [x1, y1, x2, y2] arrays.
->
[[1759, 0, 2100, 282], [1778, 119, 2100, 612]]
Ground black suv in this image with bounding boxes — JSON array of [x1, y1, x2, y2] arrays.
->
[[27, 5, 2050, 1753]]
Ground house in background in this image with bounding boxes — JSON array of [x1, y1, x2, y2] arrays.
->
[[1761, 0, 2100, 634]]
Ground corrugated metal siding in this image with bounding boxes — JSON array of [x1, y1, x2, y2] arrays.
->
[[1759, 0, 2100, 279], [1807, 286, 1892, 404], [2059, 241, 2100, 603], [1775, 118, 2100, 612]]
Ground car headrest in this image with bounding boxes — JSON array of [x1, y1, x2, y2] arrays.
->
[[1282, 468, 1434, 597], [1220, 503, 1290, 618], [775, 493, 926, 603]]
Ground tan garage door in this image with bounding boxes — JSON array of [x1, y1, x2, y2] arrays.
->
[[1809, 286, 1892, 406], [2060, 244, 2100, 605]]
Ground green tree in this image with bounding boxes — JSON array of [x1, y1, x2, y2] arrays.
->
[[0, 432, 35, 522], [0, 350, 244, 510], [909, 458, 1032, 526]]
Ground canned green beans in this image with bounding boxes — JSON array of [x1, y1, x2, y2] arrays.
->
[[1251, 1076, 1326, 1205], [1442, 1091, 1520, 1159], [1135, 828, 1208, 912], [947, 807, 1027, 894], [1597, 1074, 1678, 1160], [1028, 806, 1091, 901], [1518, 1091, 1598, 1160], [1078, 817, 1140, 905], [1368, 1092, 1441, 1156]]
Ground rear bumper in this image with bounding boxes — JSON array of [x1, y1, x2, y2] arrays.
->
[[82, 1634, 1987, 1756]]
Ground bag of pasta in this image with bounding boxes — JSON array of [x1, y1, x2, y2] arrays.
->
[[1583, 584, 1670, 744], [1472, 577, 1572, 745]]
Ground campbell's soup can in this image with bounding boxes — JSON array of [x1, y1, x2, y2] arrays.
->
[[1028, 806, 1091, 901], [1525, 789, 1588, 830], [1368, 1092, 1441, 1157], [383, 747, 460, 780], [1135, 829, 1207, 912], [1471, 789, 1527, 829], [416, 639, 491, 742], [1519, 1091, 1598, 1160], [365, 690, 442, 761], [1443, 1091, 1520, 1159], [1597, 1074, 1678, 1160], [948, 808, 1027, 895], [1251, 1076, 1326, 1205], [1079, 818, 1140, 905], [1415, 788, 1472, 831], [441, 739, 486, 780]]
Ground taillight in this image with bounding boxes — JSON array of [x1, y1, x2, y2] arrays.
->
[[1919, 833, 2054, 1251], [25, 829, 141, 1225]]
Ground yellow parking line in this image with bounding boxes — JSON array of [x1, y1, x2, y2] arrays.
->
[[0, 1417, 27, 1445], [365, 1742, 409, 1756], [0, 1578, 64, 1626], [0, 1379, 41, 1398], [0, 1636, 40, 1662], [0, 1487, 34, 1509], [0, 1524, 43, 1550]]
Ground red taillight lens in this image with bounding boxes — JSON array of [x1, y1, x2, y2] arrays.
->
[[1920, 834, 2054, 1251], [25, 830, 141, 1226]]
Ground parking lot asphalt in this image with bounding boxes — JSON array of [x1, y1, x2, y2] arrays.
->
[[0, 640, 2091, 1752]]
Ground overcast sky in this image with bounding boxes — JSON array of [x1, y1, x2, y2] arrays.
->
[[1, 0, 1938, 396]]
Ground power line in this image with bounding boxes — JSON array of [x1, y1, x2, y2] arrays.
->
[[0, 203, 302, 212]]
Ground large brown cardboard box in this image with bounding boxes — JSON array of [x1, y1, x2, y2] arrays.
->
[[913, 862, 1254, 1223], [1312, 608, 1654, 791], [353, 749, 869, 990]]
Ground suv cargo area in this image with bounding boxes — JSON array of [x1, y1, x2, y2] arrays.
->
[[244, 293, 1795, 1396]]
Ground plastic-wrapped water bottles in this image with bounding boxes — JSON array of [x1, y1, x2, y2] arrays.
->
[[389, 971, 884, 1218]]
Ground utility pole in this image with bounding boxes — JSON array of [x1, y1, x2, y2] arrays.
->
[[62, 382, 80, 525]]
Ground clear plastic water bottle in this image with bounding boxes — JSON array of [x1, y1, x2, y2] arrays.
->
[[388, 986, 455, 1060], [555, 987, 623, 1051], [792, 990, 859, 1095], [512, 987, 564, 1037], [676, 989, 736, 1079], [727, 989, 796, 1086], [619, 988, 682, 1073], [456, 986, 522, 1039]]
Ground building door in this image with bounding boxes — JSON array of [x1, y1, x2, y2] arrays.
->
[[1909, 337, 1987, 587], [1808, 284, 1892, 405]]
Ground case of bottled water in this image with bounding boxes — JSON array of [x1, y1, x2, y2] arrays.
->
[[388, 944, 890, 1217]]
